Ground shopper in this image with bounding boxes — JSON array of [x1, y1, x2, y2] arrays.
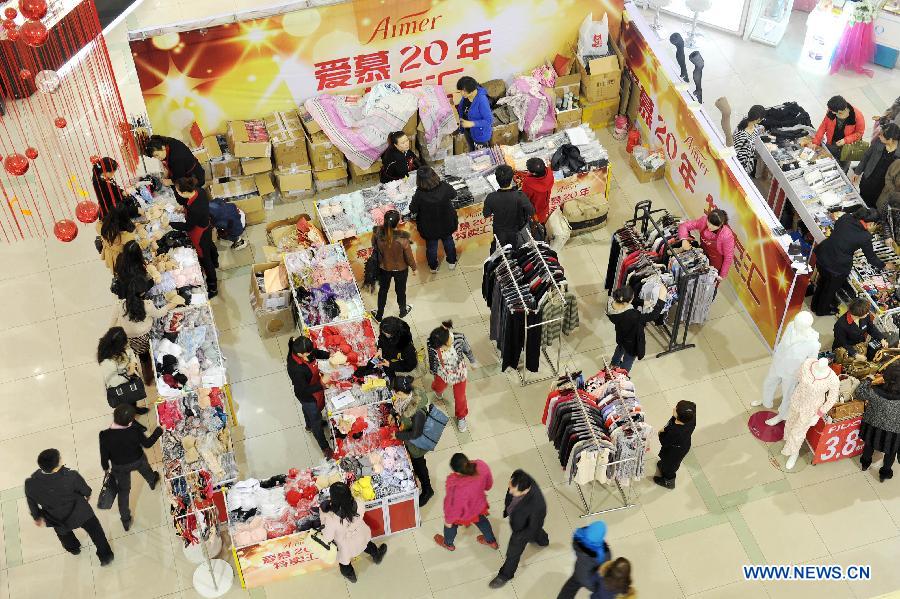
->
[[372, 209, 416, 320], [392, 375, 435, 506], [517, 157, 555, 224], [380, 131, 423, 183], [434, 452, 498, 551], [654, 400, 697, 489], [97, 206, 137, 272], [112, 240, 153, 299], [484, 164, 535, 251], [428, 322, 476, 432], [99, 404, 162, 530], [209, 197, 248, 251], [832, 297, 888, 361], [678, 208, 735, 281], [733, 104, 766, 176], [456, 76, 493, 150], [606, 285, 668, 372], [110, 281, 179, 384], [489, 469, 549, 589], [286, 336, 334, 459], [557, 521, 611, 599], [319, 481, 388, 583], [591, 557, 637, 599], [879, 191, 900, 243], [172, 177, 218, 298], [852, 123, 900, 208], [98, 326, 148, 414], [810, 95, 865, 170], [377, 316, 418, 377], [854, 362, 900, 482], [409, 166, 459, 273], [873, 96, 900, 140], [25, 448, 114, 565], [811, 208, 895, 316], [144, 134, 205, 186], [91, 157, 133, 219]]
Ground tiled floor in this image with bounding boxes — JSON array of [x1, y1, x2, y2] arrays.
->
[[1, 5, 900, 599]]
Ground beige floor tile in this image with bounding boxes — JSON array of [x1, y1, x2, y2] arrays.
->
[[637, 467, 713, 528], [663, 375, 750, 447], [234, 425, 319, 479], [70, 415, 113, 482], [612, 529, 681, 598], [783, 448, 865, 491], [693, 433, 786, 496], [433, 575, 515, 599], [44, 229, 99, 271], [738, 492, 829, 565], [260, 565, 350, 599], [459, 373, 527, 442], [209, 272, 257, 332], [229, 372, 302, 442], [554, 482, 653, 541], [0, 371, 71, 441], [6, 551, 95, 599], [701, 312, 771, 373], [0, 426, 77, 491], [168, 534, 252, 599], [866, 471, 900, 529], [645, 334, 723, 391], [64, 364, 112, 423], [57, 308, 113, 369], [561, 292, 618, 356], [795, 475, 897, 554], [414, 521, 504, 591], [726, 362, 775, 411], [347, 532, 430, 599], [832, 535, 900, 599], [0, 237, 47, 282], [0, 569, 7, 599], [0, 272, 55, 330], [660, 523, 749, 596], [460, 428, 551, 506], [557, 244, 606, 297], [91, 526, 179, 599], [509, 552, 581, 599], [0, 320, 62, 384], [16, 497, 74, 564], [50, 261, 118, 318], [405, 276, 484, 331], [512, 488, 579, 567], [87, 472, 168, 542], [763, 555, 853, 599], [214, 243, 256, 272], [689, 580, 769, 599], [218, 323, 284, 383]]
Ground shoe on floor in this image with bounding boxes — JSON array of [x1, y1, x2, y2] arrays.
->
[[207, 289, 218, 299], [653, 476, 675, 489], [430, 267, 439, 274], [67, 547, 82, 555], [418, 489, 434, 507], [373, 543, 388, 564], [370, 311, 382, 322], [99, 554, 115, 566], [448, 262, 457, 271], [433, 534, 456, 551], [476, 535, 499, 550], [399, 304, 413, 317], [231, 238, 249, 250], [122, 517, 132, 531], [342, 569, 358, 583], [880, 468, 894, 482], [861, 460, 872, 471], [149, 471, 160, 491], [489, 576, 509, 589], [457, 418, 468, 432]]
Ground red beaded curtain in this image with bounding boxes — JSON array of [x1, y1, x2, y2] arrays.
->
[[0, 0, 137, 242]]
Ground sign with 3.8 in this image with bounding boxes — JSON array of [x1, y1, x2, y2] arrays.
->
[[805, 416, 864, 465]]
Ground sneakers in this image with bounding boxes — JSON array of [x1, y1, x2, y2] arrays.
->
[[433, 534, 455, 551], [122, 517, 133, 531], [477, 535, 499, 550], [400, 304, 413, 318], [653, 476, 675, 489], [341, 568, 358, 583], [880, 468, 894, 482], [67, 547, 82, 556], [231, 238, 249, 251], [207, 289, 218, 299], [99, 554, 115, 566], [149, 471, 161, 491], [373, 544, 388, 564], [448, 262, 457, 271], [457, 418, 468, 432]]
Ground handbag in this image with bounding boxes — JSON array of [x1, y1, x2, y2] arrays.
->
[[834, 343, 879, 378], [106, 375, 146, 408], [96, 471, 118, 510], [840, 139, 869, 162]]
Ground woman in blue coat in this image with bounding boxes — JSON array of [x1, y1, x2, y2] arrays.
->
[[456, 76, 493, 150]]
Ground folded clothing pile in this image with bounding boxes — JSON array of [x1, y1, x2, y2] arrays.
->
[[317, 180, 415, 242], [344, 446, 417, 500], [330, 401, 401, 457], [269, 215, 326, 253], [151, 306, 227, 395], [284, 244, 366, 326]]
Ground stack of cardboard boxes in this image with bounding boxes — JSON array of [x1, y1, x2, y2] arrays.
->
[[298, 106, 349, 192], [265, 110, 313, 201], [553, 72, 583, 132], [576, 41, 624, 131]]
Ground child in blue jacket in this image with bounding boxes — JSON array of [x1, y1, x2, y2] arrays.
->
[[456, 76, 493, 150], [209, 198, 248, 250]]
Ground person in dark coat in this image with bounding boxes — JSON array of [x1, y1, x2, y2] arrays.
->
[[557, 521, 611, 599], [92, 157, 136, 220], [591, 558, 637, 599], [376, 316, 418, 377], [457, 76, 493, 150], [172, 177, 218, 297], [24, 448, 114, 565], [209, 198, 248, 250], [489, 469, 549, 589], [286, 336, 333, 459], [832, 297, 888, 360], [372, 210, 417, 320], [392, 376, 435, 506], [811, 208, 895, 316], [655, 400, 697, 489], [852, 123, 900, 208], [144, 134, 205, 186], [99, 404, 162, 530], [409, 166, 459, 273], [854, 362, 900, 482], [606, 285, 668, 372], [380, 131, 423, 183], [112, 240, 153, 301], [484, 165, 535, 251]]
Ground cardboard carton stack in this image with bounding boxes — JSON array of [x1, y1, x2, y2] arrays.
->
[[349, 160, 382, 187], [209, 175, 267, 226], [265, 110, 313, 201], [298, 106, 348, 192], [249, 261, 295, 338], [575, 40, 623, 130], [553, 71, 583, 131]]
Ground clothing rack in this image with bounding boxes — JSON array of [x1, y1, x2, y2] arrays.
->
[[626, 200, 700, 357]]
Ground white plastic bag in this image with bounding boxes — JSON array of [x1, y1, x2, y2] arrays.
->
[[578, 12, 610, 58], [546, 209, 572, 252]]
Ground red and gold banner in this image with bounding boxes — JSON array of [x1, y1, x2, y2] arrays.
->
[[129, 0, 624, 137], [233, 531, 335, 588], [620, 13, 803, 347]]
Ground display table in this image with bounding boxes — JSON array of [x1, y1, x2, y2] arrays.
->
[[283, 244, 366, 328], [805, 415, 864, 465]]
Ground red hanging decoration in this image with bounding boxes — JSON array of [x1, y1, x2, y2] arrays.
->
[[90, 154, 101, 164], [33, 69, 61, 93], [6, 26, 20, 41], [2, 18, 16, 30], [3, 153, 30, 176], [3, 7, 17, 19], [18, 0, 48, 20], [19, 19, 48, 47], [53, 219, 78, 243], [24, 147, 38, 160], [75, 200, 99, 224], [19, 68, 31, 80], [54, 116, 67, 128]]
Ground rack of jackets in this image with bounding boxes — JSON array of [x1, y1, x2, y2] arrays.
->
[[482, 229, 579, 385]]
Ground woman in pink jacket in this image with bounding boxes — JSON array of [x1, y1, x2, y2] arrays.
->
[[677, 209, 735, 282], [434, 453, 499, 551], [320, 482, 387, 582]]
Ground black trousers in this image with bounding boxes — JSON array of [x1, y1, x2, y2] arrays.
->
[[339, 541, 379, 577], [410, 455, 433, 495], [111, 456, 156, 521], [376, 268, 408, 319], [557, 574, 588, 599], [810, 268, 847, 316], [301, 401, 330, 453], [55, 516, 113, 559], [498, 528, 549, 580], [658, 452, 686, 480], [861, 442, 897, 473], [198, 231, 218, 293]]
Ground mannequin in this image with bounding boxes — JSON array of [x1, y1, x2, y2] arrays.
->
[[715, 97, 733, 146], [689, 51, 704, 103], [669, 33, 690, 82], [781, 358, 840, 469], [752, 311, 821, 426]]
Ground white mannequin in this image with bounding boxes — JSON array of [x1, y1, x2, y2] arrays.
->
[[752, 311, 821, 426], [782, 357, 840, 470]]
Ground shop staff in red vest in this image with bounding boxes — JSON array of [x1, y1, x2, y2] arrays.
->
[[144, 135, 205, 187], [172, 177, 218, 298], [286, 336, 334, 459]]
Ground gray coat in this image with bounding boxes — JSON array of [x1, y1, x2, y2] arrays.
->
[[853, 138, 900, 181], [24, 467, 95, 531], [856, 381, 900, 434]]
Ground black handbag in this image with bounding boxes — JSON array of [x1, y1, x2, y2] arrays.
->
[[106, 375, 146, 408], [96, 472, 118, 510]]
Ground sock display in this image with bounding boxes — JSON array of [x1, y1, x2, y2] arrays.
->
[[669, 33, 690, 82], [689, 50, 704, 104]]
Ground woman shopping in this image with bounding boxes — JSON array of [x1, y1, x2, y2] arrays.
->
[[733, 105, 766, 177], [427, 322, 477, 432], [372, 209, 416, 321], [606, 286, 668, 372], [677, 208, 735, 282], [809, 95, 866, 171], [112, 240, 153, 300], [517, 158, 555, 224], [854, 362, 900, 482], [110, 280, 181, 385], [852, 123, 900, 208], [377, 317, 418, 377], [97, 327, 148, 414], [380, 131, 423, 183], [97, 207, 137, 272], [91, 157, 136, 219], [591, 558, 637, 599], [172, 177, 218, 298], [285, 336, 333, 459], [409, 166, 459, 273], [392, 376, 435, 506], [319, 481, 388, 583], [433, 453, 498, 552], [144, 135, 205, 187]]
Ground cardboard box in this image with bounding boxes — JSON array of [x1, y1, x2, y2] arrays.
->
[[192, 146, 210, 164], [265, 215, 312, 245], [273, 139, 309, 172], [255, 305, 295, 338], [403, 113, 418, 137], [226, 120, 271, 158], [263, 111, 304, 145], [576, 47, 622, 103], [244, 210, 266, 226], [210, 157, 242, 179], [629, 153, 665, 183], [349, 160, 381, 179], [306, 131, 345, 171], [276, 171, 314, 194], [581, 97, 618, 130], [241, 157, 272, 176], [255, 173, 276, 197], [297, 105, 322, 135], [313, 165, 348, 190], [417, 132, 453, 162], [210, 176, 257, 199], [555, 108, 583, 131], [453, 133, 469, 155], [553, 73, 581, 99], [203, 135, 224, 160], [250, 261, 292, 311], [490, 122, 520, 146]]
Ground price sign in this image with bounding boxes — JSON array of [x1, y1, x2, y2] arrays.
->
[[805, 416, 864, 465]]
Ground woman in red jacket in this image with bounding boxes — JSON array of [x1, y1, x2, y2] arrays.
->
[[518, 158, 555, 224], [677, 208, 735, 282], [810, 95, 865, 171], [434, 453, 498, 551]]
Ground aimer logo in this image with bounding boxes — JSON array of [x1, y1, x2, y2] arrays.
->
[[365, 9, 443, 44]]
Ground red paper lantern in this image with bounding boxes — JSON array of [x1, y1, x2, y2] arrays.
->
[[3, 7, 17, 19], [75, 200, 99, 223], [2, 18, 16, 30], [54, 116, 66, 128], [3, 153, 29, 176], [19, 68, 31, 80], [24, 147, 38, 159], [53, 219, 78, 243], [19, 19, 47, 47], [18, 0, 47, 20], [6, 26, 18, 41]]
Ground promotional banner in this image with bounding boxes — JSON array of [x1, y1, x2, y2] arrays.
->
[[234, 532, 336, 588], [129, 0, 624, 137], [620, 13, 802, 347]]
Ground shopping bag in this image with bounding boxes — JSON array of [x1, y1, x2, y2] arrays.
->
[[96, 472, 118, 510], [409, 404, 449, 451], [106, 376, 146, 408], [840, 140, 869, 162]]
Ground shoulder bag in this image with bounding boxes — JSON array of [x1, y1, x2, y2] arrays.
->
[[96, 471, 119, 510], [106, 375, 146, 408]]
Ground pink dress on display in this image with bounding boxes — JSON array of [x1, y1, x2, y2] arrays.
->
[[781, 359, 840, 457], [830, 0, 878, 77]]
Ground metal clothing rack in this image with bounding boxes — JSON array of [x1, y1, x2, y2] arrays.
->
[[491, 229, 570, 386], [625, 199, 702, 357]]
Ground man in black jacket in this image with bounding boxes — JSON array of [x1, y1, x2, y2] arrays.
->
[[24, 449, 114, 565], [484, 165, 535, 252], [811, 208, 896, 316], [489, 469, 549, 588]]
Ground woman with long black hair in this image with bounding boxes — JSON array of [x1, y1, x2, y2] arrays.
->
[[97, 327, 148, 414], [372, 209, 416, 320], [113, 240, 153, 300], [97, 207, 137, 272], [110, 280, 180, 384], [733, 105, 766, 176], [319, 482, 388, 582], [144, 135, 205, 187], [172, 177, 218, 297], [92, 157, 137, 219]]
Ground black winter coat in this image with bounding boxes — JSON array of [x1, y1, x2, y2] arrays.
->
[[658, 417, 696, 466], [606, 299, 666, 360], [483, 189, 534, 234], [286, 349, 330, 404], [571, 537, 610, 587], [159, 136, 205, 184], [503, 485, 547, 540], [409, 182, 458, 240], [378, 328, 418, 375], [25, 467, 95, 531], [380, 146, 422, 183], [814, 213, 885, 276]]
